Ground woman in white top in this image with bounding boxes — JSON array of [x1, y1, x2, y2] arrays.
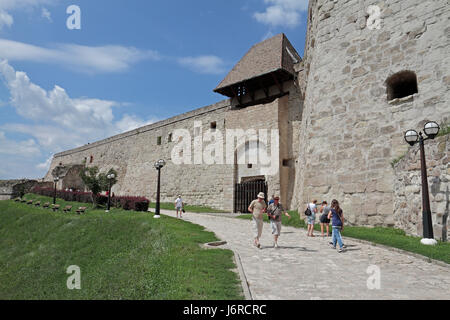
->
[[307, 199, 318, 237], [175, 195, 184, 218]]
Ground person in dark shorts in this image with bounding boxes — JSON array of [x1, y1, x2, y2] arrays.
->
[[319, 201, 331, 237]]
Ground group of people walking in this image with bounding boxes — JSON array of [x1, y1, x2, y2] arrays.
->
[[306, 199, 346, 252], [248, 192, 291, 248], [248, 193, 346, 252]]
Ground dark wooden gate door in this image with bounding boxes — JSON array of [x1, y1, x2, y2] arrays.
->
[[234, 179, 267, 213]]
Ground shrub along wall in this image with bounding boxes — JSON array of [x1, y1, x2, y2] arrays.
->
[[31, 187, 149, 212]]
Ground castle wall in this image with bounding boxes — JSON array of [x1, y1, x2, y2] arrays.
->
[[294, 0, 450, 227], [46, 80, 303, 211]]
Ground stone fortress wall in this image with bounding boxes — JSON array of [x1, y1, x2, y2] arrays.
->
[[43, 0, 450, 238], [293, 0, 450, 231], [45, 81, 303, 211]]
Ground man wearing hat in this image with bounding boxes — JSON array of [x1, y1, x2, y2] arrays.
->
[[248, 192, 267, 248], [267, 195, 291, 248]]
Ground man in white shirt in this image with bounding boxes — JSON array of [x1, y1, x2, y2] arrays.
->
[[175, 195, 184, 218]]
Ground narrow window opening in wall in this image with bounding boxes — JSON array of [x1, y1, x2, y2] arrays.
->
[[247, 164, 252, 169], [386, 70, 418, 101], [157, 136, 162, 145], [282, 159, 294, 167], [210, 121, 217, 130], [168, 133, 173, 142], [90, 156, 93, 164]]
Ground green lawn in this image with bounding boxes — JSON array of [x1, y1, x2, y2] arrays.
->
[[149, 202, 227, 213], [237, 211, 450, 264], [0, 195, 243, 300]]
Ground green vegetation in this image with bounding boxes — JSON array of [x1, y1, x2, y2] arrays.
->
[[237, 211, 450, 264], [437, 123, 450, 137], [79, 166, 118, 207], [0, 195, 243, 299], [390, 153, 406, 168], [149, 202, 227, 213]]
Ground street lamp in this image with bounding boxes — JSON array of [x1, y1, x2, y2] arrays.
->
[[53, 177, 59, 205], [106, 173, 115, 213], [404, 121, 440, 245], [153, 159, 166, 219]]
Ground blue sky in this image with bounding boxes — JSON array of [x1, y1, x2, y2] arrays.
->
[[0, 0, 308, 179]]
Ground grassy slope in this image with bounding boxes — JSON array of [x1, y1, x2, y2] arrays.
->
[[237, 211, 450, 264], [0, 195, 243, 300]]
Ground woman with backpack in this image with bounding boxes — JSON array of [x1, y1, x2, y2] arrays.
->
[[306, 199, 318, 237], [327, 199, 347, 252]]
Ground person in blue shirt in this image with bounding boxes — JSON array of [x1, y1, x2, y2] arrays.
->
[[268, 195, 275, 205], [327, 199, 347, 253]]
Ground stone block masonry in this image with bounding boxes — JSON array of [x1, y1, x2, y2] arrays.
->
[[293, 0, 450, 231]]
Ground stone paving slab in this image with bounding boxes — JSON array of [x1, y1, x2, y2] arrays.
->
[[159, 210, 450, 300]]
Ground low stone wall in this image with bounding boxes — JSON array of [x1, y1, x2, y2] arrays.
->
[[0, 179, 39, 199], [393, 134, 449, 241]]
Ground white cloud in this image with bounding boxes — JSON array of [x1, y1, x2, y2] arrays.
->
[[116, 114, 158, 133], [0, 39, 160, 73], [177, 55, 227, 75], [0, 11, 13, 30], [41, 8, 52, 22], [262, 30, 275, 41], [254, 0, 308, 28], [0, 0, 57, 30], [36, 156, 52, 171], [0, 131, 41, 156], [0, 61, 159, 178]]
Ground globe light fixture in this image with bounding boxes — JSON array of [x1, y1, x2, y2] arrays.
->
[[423, 121, 440, 139], [404, 130, 418, 146]]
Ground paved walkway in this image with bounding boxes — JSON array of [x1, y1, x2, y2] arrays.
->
[[160, 210, 450, 300]]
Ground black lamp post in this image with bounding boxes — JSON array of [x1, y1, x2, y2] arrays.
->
[[154, 159, 166, 219], [53, 177, 59, 205], [106, 173, 115, 213], [404, 121, 440, 245]]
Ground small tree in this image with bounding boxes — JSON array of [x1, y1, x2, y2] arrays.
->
[[79, 167, 118, 208], [98, 168, 118, 194]]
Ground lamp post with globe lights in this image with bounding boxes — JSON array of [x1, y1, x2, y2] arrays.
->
[[53, 177, 59, 205], [106, 173, 115, 213], [154, 159, 166, 218], [404, 121, 440, 245]]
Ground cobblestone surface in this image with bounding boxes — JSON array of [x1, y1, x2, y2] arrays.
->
[[160, 210, 450, 300]]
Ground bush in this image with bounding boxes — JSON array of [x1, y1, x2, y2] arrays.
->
[[30, 187, 149, 212]]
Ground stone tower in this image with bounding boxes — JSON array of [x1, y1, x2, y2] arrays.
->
[[293, 0, 450, 227]]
